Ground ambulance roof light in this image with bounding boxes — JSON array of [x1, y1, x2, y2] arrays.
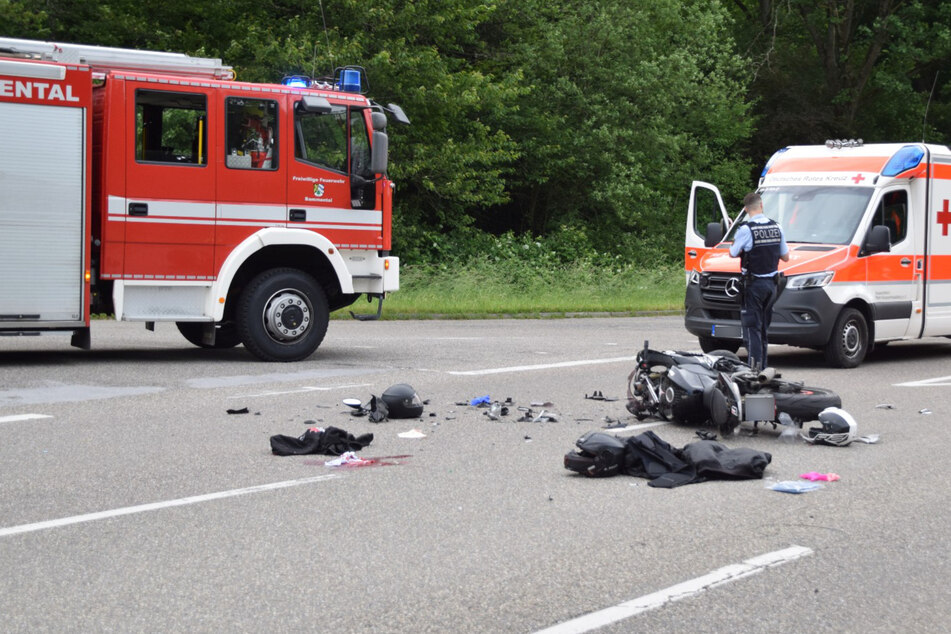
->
[[825, 138, 864, 149], [882, 145, 925, 177], [760, 147, 789, 178]]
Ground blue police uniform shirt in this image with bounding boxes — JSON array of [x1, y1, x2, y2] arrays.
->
[[729, 216, 789, 277]]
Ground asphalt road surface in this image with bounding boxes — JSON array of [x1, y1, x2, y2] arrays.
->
[[1, 317, 949, 633]]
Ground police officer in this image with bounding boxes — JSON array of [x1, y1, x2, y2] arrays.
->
[[729, 192, 789, 370]]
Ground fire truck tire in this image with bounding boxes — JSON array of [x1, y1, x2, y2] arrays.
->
[[823, 308, 868, 368], [176, 322, 241, 349], [773, 387, 841, 422], [698, 336, 741, 354], [237, 268, 329, 362]]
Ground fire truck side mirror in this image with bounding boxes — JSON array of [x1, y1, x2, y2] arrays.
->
[[371, 130, 389, 175], [371, 111, 388, 131], [386, 103, 411, 125], [704, 222, 724, 247], [298, 95, 334, 114], [863, 224, 891, 255]]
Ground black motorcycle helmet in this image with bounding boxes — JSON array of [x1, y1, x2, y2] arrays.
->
[[381, 383, 424, 418], [564, 432, 627, 477]]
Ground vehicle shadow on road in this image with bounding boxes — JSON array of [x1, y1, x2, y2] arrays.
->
[[770, 339, 951, 370]]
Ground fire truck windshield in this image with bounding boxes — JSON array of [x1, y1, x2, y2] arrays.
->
[[724, 186, 874, 245]]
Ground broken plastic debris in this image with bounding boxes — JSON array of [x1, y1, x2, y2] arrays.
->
[[875, 403, 895, 409], [856, 434, 880, 444], [227, 407, 249, 415], [585, 390, 618, 402], [800, 472, 840, 482], [530, 401, 554, 408], [769, 481, 824, 494], [533, 410, 557, 423], [919, 408, 932, 415], [470, 395, 491, 406], [325, 452, 374, 467], [398, 429, 426, 439]]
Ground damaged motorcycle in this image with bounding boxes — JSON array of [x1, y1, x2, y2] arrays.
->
[[626, 342, 840, 436]]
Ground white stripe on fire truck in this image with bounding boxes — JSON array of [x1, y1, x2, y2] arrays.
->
[[217, 203, 286, 221], [108, 196, 382, 226]]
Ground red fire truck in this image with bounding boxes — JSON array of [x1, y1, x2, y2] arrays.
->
[[0, 38, 407, 361]]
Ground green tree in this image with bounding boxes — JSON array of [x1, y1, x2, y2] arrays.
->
[[479, 0, 753, 257], [728, 0, 951, 165]]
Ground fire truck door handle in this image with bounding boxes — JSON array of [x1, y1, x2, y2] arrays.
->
[[289, 209, 307, 222], [688, 250, 697, 258], [900, 257, 911, 266], [128, 203, 148, 216]]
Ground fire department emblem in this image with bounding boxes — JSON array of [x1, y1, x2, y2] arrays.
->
[[314, 183, 325, 197]]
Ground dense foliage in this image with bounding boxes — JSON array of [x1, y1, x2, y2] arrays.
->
[[3, 0, 949, 268]]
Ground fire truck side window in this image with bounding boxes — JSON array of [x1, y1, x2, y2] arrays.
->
[[350, 110, 372, 179], [873, 190, 908, 245], [225, 97, 279, 170], [135, 90, 207, 165], [295, 107, 348, 173]]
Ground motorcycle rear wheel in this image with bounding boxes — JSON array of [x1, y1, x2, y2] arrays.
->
[[773, 386, 841, 423]]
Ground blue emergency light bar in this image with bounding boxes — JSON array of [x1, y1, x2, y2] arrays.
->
[[882, 145, 925, 177], [282, 75, 311, 88]]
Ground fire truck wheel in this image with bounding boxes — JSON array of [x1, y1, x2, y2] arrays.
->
[[237, 268, 329, 362], [824, 307, 868, 368], [176, 322, 241, 349], [698, 336, 741, 354]]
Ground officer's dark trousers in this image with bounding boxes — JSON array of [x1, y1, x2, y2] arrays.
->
[[741, 276, 777, 370]]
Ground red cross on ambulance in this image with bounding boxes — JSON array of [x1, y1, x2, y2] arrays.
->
[[938, 199, 951, 237]]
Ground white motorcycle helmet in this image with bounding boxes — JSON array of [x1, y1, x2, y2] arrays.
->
[[801, 407, 857, 446]]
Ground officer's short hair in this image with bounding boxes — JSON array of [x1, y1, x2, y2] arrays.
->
[[743, 192, 763, 210]]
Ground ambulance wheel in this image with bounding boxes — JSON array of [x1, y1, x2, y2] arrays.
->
[[773, 387, 841, 423], [176, 322, 241, 349], [824, 308, 868, 368], [237, 268, 329, 362], [698, 336, 740, 354]]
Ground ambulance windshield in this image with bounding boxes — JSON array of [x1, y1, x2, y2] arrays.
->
[[725, 186, 874, 245]]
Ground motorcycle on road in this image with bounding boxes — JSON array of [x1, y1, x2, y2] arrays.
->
[[626, 342, 840, 436]]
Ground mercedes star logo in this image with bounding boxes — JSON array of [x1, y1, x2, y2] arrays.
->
[[724, 277, 742, 298]]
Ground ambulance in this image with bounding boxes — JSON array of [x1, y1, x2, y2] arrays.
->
[[0, 38, 407, 361], [684, 140, 951, 368]]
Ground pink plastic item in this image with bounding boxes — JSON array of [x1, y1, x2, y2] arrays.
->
[[800, 472, 840, 482]]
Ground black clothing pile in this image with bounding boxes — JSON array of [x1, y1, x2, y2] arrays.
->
[[270, 425, 374, 456], [564, 430, 771, 488]]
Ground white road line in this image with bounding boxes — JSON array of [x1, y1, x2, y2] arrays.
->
[[0, 414, 53, 424], [449, 356, 638, 376], [0, 474, 340, 539], [534, 545, 813, 634], [895, 375, 951, 387]]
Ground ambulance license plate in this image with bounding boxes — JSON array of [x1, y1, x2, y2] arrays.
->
[[711, 324, 741, 339]]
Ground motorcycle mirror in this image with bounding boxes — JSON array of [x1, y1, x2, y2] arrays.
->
[[342, 398, 363, 409]]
